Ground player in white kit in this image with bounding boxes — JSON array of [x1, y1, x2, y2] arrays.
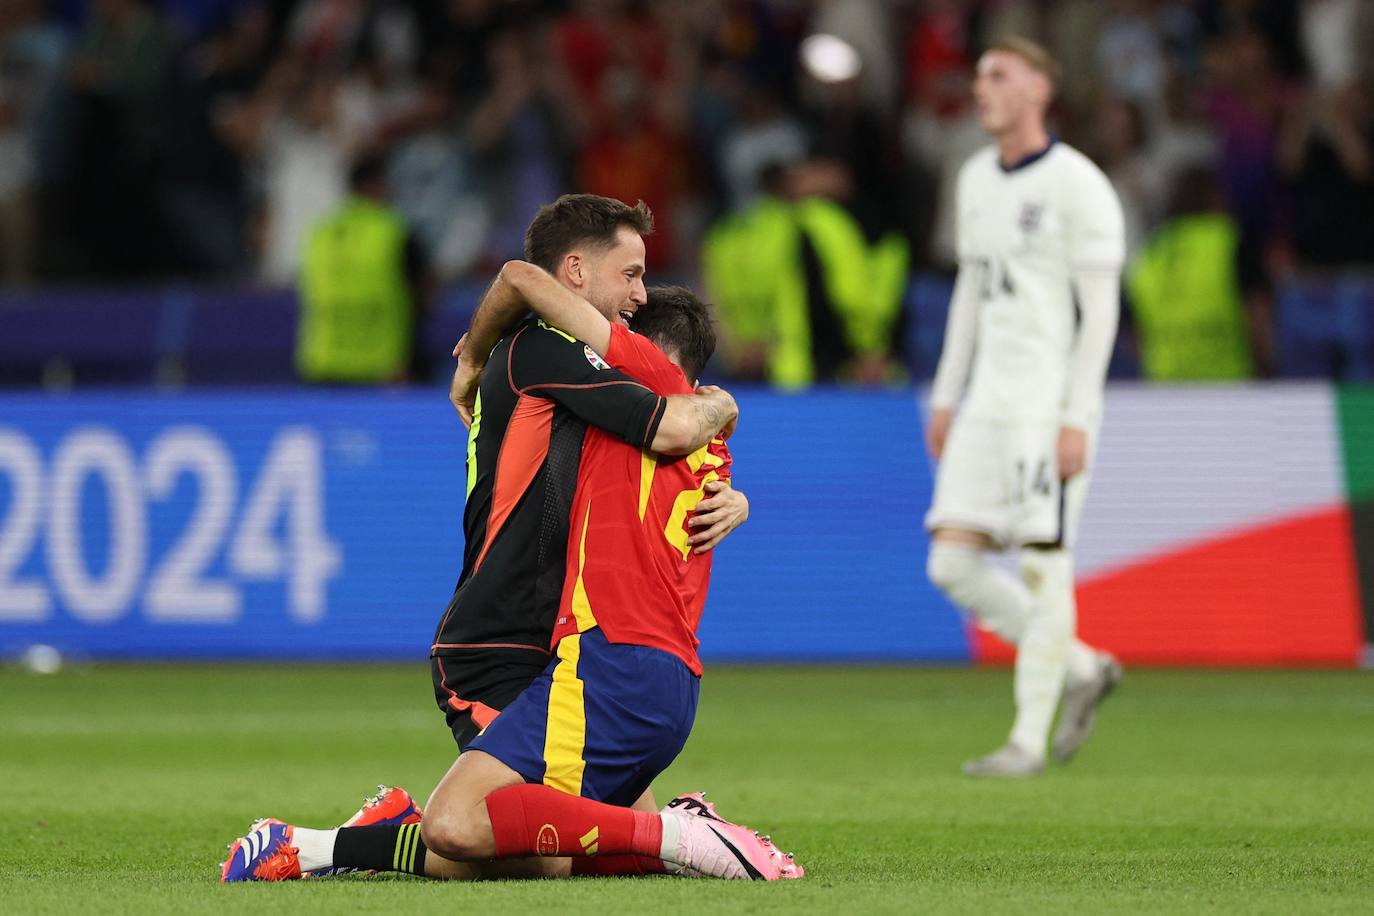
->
[[925, 38, 1124, 777]]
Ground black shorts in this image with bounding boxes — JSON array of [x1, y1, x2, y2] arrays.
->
[[430, 647, 552, 749]]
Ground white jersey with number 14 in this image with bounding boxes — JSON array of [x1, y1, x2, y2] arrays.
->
[[940, 141, 1125, 425]]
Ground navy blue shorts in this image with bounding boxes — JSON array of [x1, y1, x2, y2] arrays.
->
[[466, 627, 699, 807]]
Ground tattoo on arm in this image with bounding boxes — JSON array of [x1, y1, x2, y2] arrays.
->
[[696, 398, 723, 442]]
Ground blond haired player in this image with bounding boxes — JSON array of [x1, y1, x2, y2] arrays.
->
[[925, 38, 1124, 777]]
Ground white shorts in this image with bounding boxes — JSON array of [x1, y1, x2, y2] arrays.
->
[[925, 416, 1094, 549]]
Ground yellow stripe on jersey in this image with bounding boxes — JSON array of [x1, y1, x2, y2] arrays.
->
[[638, 450, 657, 520], [537, 319, 576, 342], [541, 633, 587, 796], [663, 443, 728, 560], [685, 442, 726, 474], [665, 470, 721, 560], [569, 502, 598, 632], [465, 390, 483, 498]]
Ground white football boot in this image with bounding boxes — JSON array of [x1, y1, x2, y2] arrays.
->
[[1053, 653, 1123, 763], [962, 742, 1046, 778]]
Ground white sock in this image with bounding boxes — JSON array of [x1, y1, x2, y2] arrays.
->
[[926, 542, 1033, 644], [658, 812, 683, 863], [658, 812, 688, 874], [291, 827, 337, 873], [1008, 549, 1076, 756], [1020, 547, 1099, 688], [1066, 642, 1100, 687]]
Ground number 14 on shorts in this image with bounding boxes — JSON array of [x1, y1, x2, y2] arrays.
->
[[1014, 457, 1054, 503]]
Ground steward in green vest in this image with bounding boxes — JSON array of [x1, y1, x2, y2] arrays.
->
[[702, 183, 800, 382], [783, 195, 908, 387], [1127, 169, 1254, 381], [703, 164, 909, 388], [297, 157, 428, 384]]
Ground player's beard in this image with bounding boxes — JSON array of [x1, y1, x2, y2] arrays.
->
[[583, 274, 630, 326]]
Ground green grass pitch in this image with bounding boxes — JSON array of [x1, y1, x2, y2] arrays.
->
[[3, 664, 1372, 914]]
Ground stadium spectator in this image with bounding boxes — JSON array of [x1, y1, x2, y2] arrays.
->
[[53, 0, 175, 278], [903, 0, 972, 112], [1274, 77, 1374, 379], [161, 2, 271, 276], [1096, 0, 1167, 105], [1145, 70, 1219, 199], [283, 0, 370, 73], [228, 69, 352, 283], [715, 75, 807, 211], [1094, 96, 1162, 261], [1277, 82, 1374, 272], [335, 25, 422, 149], [899, 0, 981, 267], [1198, 0, 1305, 79], [0, 0, 64, 285], [465, 27, 577, 268], [1298, 0, 1362, 90], [575, 65, 689, 270], [562, 1, 696, 269], [1042, 0, 1105, 117], [1200, 30, 1283, 325], [390, 77, 488, 282], [421, 0, 508, 100], [295, 154, 432, 385]]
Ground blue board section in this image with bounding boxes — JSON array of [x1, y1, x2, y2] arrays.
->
[[0, 390, 967, 662]]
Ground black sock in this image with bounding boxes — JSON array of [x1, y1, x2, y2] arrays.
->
[[333, 823, 428, 875]]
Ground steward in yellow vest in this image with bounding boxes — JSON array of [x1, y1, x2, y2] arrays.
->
[[297, 157, 429, 384], [703, 164, 909, 388], [1128, 169, 1254, 381]]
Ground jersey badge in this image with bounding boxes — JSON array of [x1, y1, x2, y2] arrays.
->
[[1019, 202, 1044, 232], [584, 345, 610, 370]]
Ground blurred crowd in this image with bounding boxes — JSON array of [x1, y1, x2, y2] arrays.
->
[[3, 0, 1373, 382]]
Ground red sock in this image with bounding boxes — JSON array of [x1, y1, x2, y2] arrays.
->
[[570, 855, 668, 877], [484, 784, 663, 860]]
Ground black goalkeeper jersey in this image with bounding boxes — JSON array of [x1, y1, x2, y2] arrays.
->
[[432, 318, 667, 656]]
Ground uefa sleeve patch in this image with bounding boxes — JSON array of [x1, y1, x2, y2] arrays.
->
[[584, 345, 610, 370]]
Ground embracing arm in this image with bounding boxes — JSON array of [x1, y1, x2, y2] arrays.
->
[[501, 259, 739, 454], [450, 261, 614, 425], [449, 265, 528, 424], [451, 260, 738, 450], [500, 260, 611, 354], [653, 386, 738, 455], [463, 260, 609, 361]]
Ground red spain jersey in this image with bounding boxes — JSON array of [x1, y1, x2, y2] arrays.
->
[[552, 324, 732, 675]]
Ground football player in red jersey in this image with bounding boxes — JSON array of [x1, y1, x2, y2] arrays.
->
[[422, 273, 799, 880]]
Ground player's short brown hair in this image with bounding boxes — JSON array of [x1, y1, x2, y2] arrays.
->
[[524, 194, 655, 274], [986, 36, 1061, 93], [632, 286, 717, 381]]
